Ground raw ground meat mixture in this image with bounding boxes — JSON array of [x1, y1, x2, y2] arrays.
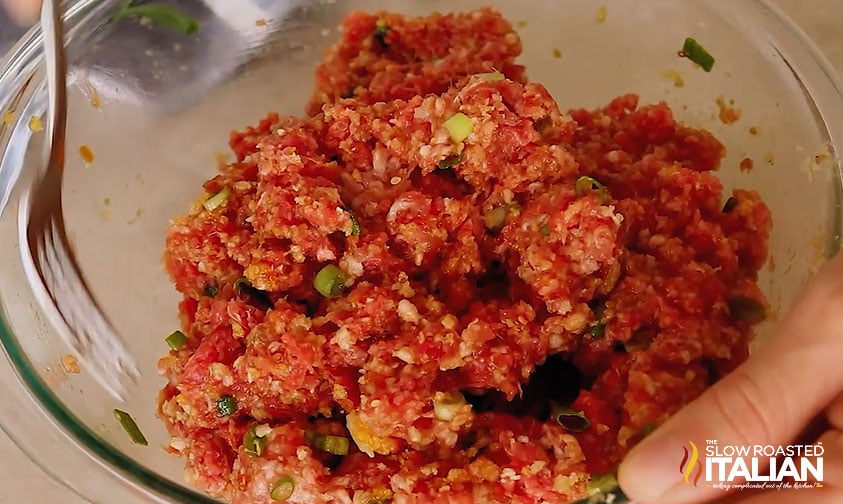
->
[[158, 8, 771, 504]]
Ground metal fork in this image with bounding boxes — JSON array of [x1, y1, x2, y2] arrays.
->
[[17, 0, 139, 400]]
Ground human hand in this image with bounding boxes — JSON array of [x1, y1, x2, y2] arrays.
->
[[2, 0, 40, 25], [618, 251, 843, 503]]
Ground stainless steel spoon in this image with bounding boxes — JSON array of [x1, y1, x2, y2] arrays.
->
[[17, 0, 139, 400]]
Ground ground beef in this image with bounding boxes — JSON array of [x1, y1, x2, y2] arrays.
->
[[158, 8, 771, 504]]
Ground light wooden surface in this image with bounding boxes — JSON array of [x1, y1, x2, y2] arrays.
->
[[0, 1, 839, 503]]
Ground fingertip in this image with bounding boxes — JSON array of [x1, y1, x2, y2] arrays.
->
[[617, 433, 676, 504], [617, 425, 728, 504], [3, 0, 41, 26]]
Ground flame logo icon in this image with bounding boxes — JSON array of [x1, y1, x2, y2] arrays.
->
[[679, 441, 703, 486]]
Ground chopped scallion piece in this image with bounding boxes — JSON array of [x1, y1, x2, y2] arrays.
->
[[681, 37, 715, 72], [642, 423, 657, 437], [311, 434, 350, 455], [270, 475, 295, 501], [623, 338, 650, 353], [434, 391, 467, 421], [348, 210, 361, 236], [314, 264, 346, 298], [727, 296, 766, 323], [112, 0, 200, 34], [476, 71, 505, 81], [552, 405, 590, 432], [113, 409, 148, 446], [165, 330, 187, 350], [373, 24, 389, 47], [243, 425, 268, 457], [203, 186, 230, 212], [203, 284, 218, 297], [575, 176, 609, 203], [539, 223, 551, 236], [437, 154, 463, 170], [587, 473, 619, 496], [234, 277, 251, 292], [443, 113, 473, 143], [722, 196, 738, 213], [588, 322, 605, 338], [483, 206, 508, 231], [216, 395, 237, 417]]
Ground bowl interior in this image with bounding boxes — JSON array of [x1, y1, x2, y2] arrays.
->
[[0, 0, 840, 502]]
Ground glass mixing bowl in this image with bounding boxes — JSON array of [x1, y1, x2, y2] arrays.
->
[[0, 0, 841, 502]]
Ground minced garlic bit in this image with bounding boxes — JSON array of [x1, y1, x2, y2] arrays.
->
[[716, 96, 741, 124], [596, 5, 608, 24], [61, 354, 81, 374], [28, 115, 43, 132], [79, 144, 95, 164], [2, 110, 13, 124], [255, 18, 269, 26], [254, 423, 272, 438], [661, 69, 685, 88], [347, 412, 399, 456], [86, 81, 101, 108], [397, 299, 421, 323]]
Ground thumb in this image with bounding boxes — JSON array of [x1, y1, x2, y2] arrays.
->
[[618, 252, 843, 504], [2, 0, 41, 25]]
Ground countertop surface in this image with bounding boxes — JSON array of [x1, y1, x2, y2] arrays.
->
[[0, 1, 840, 503]]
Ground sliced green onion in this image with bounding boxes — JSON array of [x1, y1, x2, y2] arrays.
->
[[575, 176, 609, 203], [373, 24, 389, 46], [642, 423, 657, 437], [314, 264, 346, 298], [539, 223, 551, 236], [587, 473, 619, 496], [623, 339, 650, 353], [216, 395, 237, 417], [270, 475, 295, 501], [203, 186, 230, 212], [434, 391, 467, 421], [113, 409, 148, 446], [727, 296, 766, 323], [483, 206, 508, 231], [476, 71, 505, 81], [444, 113, 473, 143], [244, 425, 268, 457], [437, 154, 463, 170], [588, 322, 605, 338], [234, 276, 272, 306], [203, 284, 219, 297], [112, 0, 200, 34], [552, 405, 590, 432], [722, 196, 738, 213], [348, 210, 361, 236], [311, 434, 350, 455], [234, 277, 251, 292], [681, 37, 715, 72], [165, 330, 187, 350]]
